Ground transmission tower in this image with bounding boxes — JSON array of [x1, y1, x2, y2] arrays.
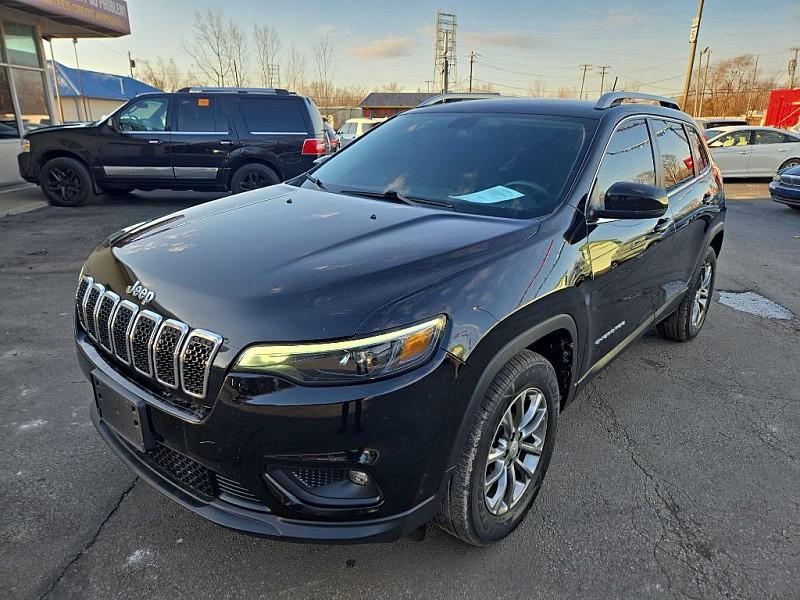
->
[[267, 63, 281, 87], [433, 10, 457, 93]]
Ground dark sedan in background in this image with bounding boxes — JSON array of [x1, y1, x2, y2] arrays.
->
[[769, 165, 800, 210]]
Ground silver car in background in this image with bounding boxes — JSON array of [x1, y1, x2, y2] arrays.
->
[[705, 126, 800, 177]]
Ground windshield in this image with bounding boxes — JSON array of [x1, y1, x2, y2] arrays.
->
[[302, 111, 594, 219]]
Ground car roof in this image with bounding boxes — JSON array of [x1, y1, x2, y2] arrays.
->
[[345, 118, 379, 123], [707, 125, 797, 135], [408, 96, 691, 122]]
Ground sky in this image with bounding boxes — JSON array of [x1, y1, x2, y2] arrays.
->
[[50, 0, 800, 98]]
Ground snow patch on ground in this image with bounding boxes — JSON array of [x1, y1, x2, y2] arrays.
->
[[718, 291, 794, 320], [18, 419, 47, 430], [126, 548, 155, 567]]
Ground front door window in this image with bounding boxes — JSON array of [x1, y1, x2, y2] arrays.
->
[[118, 98, 169, 132]]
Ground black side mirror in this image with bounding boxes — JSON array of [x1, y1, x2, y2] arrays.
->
[[108, 117, 119, 132], [592, 181, 668, 220]]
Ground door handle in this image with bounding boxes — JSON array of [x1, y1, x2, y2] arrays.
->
[[653, 218, 671, 233], [148, 139, 162, 145], [737, 151, 748, 154], [777, 148, 787, 152], [219, 140, 233, 145]]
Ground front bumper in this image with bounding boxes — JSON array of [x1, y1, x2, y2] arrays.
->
[[77, 330, 476, 543], [17, 152, 36, 183], [768, 182, 800, 207]]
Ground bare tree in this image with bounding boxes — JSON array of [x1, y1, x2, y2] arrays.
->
[[184, 9, 230, 86], [140, 57, 194, 91], [312, 35, 335, 105], [253, 24, 282, 87], [285, 45, 307, 93], [381, 81, 402, 92], [224, 21, 249, 86]]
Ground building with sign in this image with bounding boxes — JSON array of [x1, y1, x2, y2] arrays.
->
[[0, 0, 130, 185]]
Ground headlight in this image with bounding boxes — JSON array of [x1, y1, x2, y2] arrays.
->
[[235, 315, 447, 384], [20, 139, 30, 153], [772, 173, 782, 182]]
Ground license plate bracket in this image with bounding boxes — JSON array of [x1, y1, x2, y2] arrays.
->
[[93, 371, 155, 452]]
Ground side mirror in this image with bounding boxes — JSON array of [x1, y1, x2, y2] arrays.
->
[[313, 155, 332, 166], [592, 181, 668, 220], [108, 117, 119, 132]]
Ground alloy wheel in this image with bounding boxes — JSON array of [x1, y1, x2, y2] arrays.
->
[[46, 166, 81, 202], [239, 171, 268, 191], [484, 387, 548, 516], [691, 260, 713, 328]]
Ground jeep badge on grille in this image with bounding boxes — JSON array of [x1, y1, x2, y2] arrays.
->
[[126, 280, 155, 305]]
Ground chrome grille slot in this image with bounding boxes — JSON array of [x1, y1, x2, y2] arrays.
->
[[180, 330, 223, 399], [75, 279, 223, 413], [110, 301, 138, 364], [94, 291, 120, 352], [154, 320, 189, 388], [130, 310, 162, 377], [84, 283, 104, 341], [75, 276, 93, 327]]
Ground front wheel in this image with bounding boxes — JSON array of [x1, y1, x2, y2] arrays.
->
[[230, 163, 280, 194], [779, 158, 800, 171], [39, 157, 93, 206], [657, 245, 717, 341], [435, 350, 559, 546]]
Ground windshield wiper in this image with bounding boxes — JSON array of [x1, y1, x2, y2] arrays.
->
[[339, 188, 454, 209], [306, 173, 327, 191]]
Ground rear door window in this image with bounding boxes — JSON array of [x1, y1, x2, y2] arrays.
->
[[753, 130, 797, 145], [175, 96, 228, 133], [590, 118, 656, 208], [652, 119, 695, 190], [686, 127, 709, 173], [239, 97, 308, 134]]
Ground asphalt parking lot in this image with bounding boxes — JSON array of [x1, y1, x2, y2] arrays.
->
[[1, 184, 798, 600]]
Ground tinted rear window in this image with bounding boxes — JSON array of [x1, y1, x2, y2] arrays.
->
[[652, 119, 694, 190], [175, 96, 228, 132], [307, 112, 593, 219], [239, 97, 308, 133]]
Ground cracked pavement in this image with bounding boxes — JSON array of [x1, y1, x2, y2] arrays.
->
[[1, 188, 798, 599]]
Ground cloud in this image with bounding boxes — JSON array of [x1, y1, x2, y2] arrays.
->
[[347, 36, 416, 60], [568, 8, 646, 30], [461, 31, 542, 50]]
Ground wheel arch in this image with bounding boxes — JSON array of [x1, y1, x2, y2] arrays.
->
[[447, 311, 581, 473], [37, 150, 101, 193]]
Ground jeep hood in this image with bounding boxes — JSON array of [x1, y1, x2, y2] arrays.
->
[[83, 184, 538, 346]]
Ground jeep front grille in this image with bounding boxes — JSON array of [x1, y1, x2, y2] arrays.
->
[[76, 276, 223, 406]]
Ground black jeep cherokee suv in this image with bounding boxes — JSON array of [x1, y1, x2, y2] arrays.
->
[[18, 87, 327, 206], [74, 93, 725, 546]]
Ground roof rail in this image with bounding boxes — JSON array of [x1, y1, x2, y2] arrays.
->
[[176, 87, 292, 95], [595, 92, 680, 111]]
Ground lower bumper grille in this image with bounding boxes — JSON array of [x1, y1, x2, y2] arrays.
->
[[143, 442, 264, 508], [292, 467, 349, 489]]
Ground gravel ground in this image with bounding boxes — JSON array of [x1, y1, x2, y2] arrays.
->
[[0, 188, 798, 600]]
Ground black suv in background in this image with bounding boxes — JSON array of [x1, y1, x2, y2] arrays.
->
[[75, 92, 725, 546], [18, 88, 327, 206]]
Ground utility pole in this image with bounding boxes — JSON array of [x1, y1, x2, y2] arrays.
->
[[72, 38, 90, 121], [699, 49, 711, 117], [745, 54, 759, 119], [127, 51, 135, 78], [442, 31, 450, 94], [694, 47, 709, 116], [468, 50, 477, 92], [681, 0, 705, 110], [578, 64, 592, 99], [597, 65, 610, 95], [789, 47, 800, 88]]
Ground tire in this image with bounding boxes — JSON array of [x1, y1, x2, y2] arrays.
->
[[39, 157, 93, 207], [779, 158, 800, 171], [435, 350, 559, 546], [230, 163, 280, 194], [790, 206, 800, 211], [657, 245, 717, 342]]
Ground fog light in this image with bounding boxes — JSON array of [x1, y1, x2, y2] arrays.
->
[[348, 470, 370, 486]]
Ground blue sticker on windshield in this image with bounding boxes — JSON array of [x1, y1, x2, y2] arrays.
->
[[450, 185, 524, 204]]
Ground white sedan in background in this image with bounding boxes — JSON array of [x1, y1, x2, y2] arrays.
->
[[704, 126, 800, 177]]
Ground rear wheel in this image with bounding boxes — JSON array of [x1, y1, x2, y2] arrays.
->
[[230, 163, 280, 194], [779, 158, 800, 171], [657, 245, 717, 341], [435, 350, 559, 546], [39, 157, 93, 207]]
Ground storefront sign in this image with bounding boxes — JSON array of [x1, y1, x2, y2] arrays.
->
[[15, 0, 130, 35]]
